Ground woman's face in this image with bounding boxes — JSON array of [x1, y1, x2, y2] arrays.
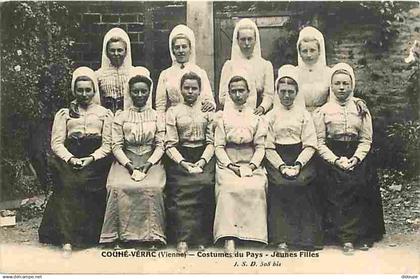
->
[[74, 80, 95, 105], [130, 81, 150, 108], [181, 79, 200, 105], [229, 80, 249, 106], [299, 40, 320, 65], [172, 38, 191, 64], [237, 28, 256, 58], [331, 73, 353, 102], [277, 81, 297, 108], [107, 40, 127, 67]]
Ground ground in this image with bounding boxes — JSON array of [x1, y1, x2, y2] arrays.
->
[[0, 174, 419, 274]]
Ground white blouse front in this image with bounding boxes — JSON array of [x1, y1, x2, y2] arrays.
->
[[214, 107, 266, 168], [165, 102, 214, 163], [51, 104, 113, 162], [112, 108, 165, 167], [314, 98, 373, 164], [265, 105, 317, 168]]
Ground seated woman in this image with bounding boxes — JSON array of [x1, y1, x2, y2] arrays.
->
[[38, 67, 113, 255], [96, 27, 134, 113], [100, 67, 167, 249], [165, 71, 215, 253], [213, 70, 268, 253], [265, 65, 323, 251], [314, 63, 385, 255], [156, 24, 215, 114]]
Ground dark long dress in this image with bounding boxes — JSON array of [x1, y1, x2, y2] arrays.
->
[[266, 143, 323, 249], [320, 140, 385, 245], [38, 136, 112, 247], [165, 145, 215, 246]]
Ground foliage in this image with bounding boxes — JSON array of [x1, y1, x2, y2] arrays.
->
[[386, 121, 420, 177], [1, 2, 77, 200]]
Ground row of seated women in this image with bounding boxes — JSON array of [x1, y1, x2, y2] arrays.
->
[[38, 20, 385, 256]]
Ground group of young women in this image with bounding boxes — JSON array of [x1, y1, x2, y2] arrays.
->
[[38, 19, 385, 256]]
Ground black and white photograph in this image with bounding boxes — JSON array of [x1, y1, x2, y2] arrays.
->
[[0, 0, 419, 275]]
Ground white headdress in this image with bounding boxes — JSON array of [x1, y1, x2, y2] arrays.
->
[[168, 24, 196, 65], [71, 66, 100, 105]]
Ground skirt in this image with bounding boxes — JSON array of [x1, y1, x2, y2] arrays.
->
[[165, 145, 215, 245], [38, 136, 112, 247], [320, 140, 385, 245], [100, 149, 166, 244], [214, 145, 268, 244], [265, 143, 323, 248]]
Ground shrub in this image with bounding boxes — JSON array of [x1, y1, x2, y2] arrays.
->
[[0, 2, 77, 200]]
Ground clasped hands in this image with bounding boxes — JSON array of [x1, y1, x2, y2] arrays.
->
[[228, 163, 257, 177], [180, 158, 206, 174], [279, 163, 301, 179], [68, 156, 94, 170], [125, 161, 153, 181], [334, 156, 359, 171]]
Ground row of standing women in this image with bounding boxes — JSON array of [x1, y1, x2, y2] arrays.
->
[[38, 20, 385, 256]]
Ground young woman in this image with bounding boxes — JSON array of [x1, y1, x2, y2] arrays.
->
[[100, 67, 167, 249], [295, 26, 331, 112], [214, 70, 268, 253], [156, 24, 215, 114], [96, 28, 134, 112], [39, 67, 113, 255], [219, 18, 274, 115], [165, 72, 215, 253], [265, 65, 323, 251], [314, 63, 385, 254]]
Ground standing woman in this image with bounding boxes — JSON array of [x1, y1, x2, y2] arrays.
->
[[39, 67, 113, 254], [314, 63, 385, 254], [96, 27, 133, 113], [265, 65, 323, 251], [165, 72, 215, 253], [219, 18, 274, 115], [156, 24, 215, 114], [214, 70, 268, 253], [100, 67, 167, 249], [295, 26, 331, 112]]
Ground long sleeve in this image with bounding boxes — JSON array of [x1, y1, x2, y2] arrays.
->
[[218, 61, 231, 108], [165, 107, 184, 163], [353, 109, 372, 162], [201, 112, 215, 163], [259, 61, 274, 112], [148, 113, 166, 164], [200, 70, 216, 107], [264, 115, 285, 169], [91, 109, 113, 160], [155, 71, 167, 113], [214, 116, 233, 167], [250, 117, 266, 167], [314, 108, 338, 164], [112, 111, 131, 166], [296, 111, 317, 167], [51, 109, 74, 162]]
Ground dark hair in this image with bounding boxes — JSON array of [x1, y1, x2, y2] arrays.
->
[[228, 76, 249, 92], [298, 37, 320, 52], [236, 27, 256, 40], [106, 37, 127, 53], [129, 75, 152, 90], [277, 77, 298, 92], [171, 34, 191, 50], [331, 69, 353, 86], [74, 76, 94, 92], [180, 72, 201, 90]]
